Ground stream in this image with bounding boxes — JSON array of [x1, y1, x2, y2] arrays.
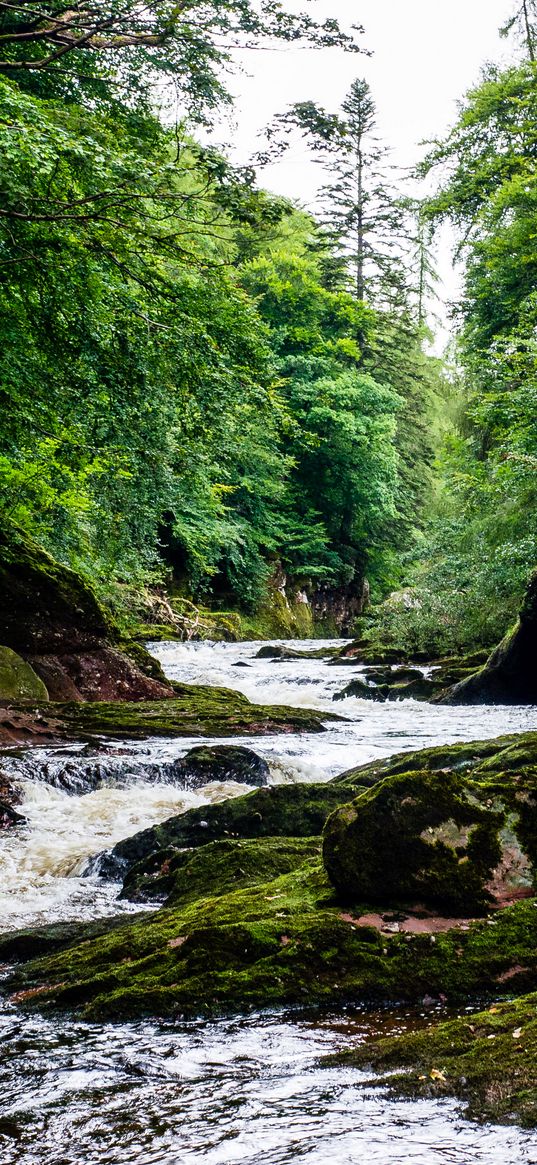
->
[[1, 638, 537, 1163]]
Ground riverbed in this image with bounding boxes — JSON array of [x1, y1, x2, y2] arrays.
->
[[1, 639, 537, 1162]]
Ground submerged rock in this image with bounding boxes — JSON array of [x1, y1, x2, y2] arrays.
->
[[323, 766, 536, 914], [336, 992, 537, 1128]]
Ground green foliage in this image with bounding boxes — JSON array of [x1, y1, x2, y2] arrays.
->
[[0, 29, 440, 621]]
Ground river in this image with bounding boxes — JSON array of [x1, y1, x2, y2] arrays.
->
[[1, 639, 537, 1163]]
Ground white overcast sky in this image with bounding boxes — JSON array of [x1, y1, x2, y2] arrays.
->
[[214, 0, 518, 340]]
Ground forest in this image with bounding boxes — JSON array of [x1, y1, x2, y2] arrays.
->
[[3, 0, 534, 652], [1, 3, 537, 1152]]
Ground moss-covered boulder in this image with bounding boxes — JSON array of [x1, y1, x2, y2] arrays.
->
[[334, 730, 537, 788], [97, 782, 365, 885], [441, 572, 537, 705], [0, 646, 48, 701], [335, 993, 537, 1127], [172, 745, 270, 789], [0, 525, 174, 704], [323, 767, 537, 914], [5, 851, 537, 1022]]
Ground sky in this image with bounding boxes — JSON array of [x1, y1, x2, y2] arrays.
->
[[215, 0, 519, 341]]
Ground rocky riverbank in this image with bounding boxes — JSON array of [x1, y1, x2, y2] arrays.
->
[[3, 731, 536, 1128]]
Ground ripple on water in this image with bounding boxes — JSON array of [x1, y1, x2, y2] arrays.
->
[[0, 1009, 536, 1165]]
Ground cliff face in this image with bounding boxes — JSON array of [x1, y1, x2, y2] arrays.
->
[[0, 527, 173, 702], [441, 572, 537, 706]]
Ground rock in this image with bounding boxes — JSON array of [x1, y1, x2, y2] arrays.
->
[[254, 645, 301, 660], [0, 525, 111, 655], [0, 684, 334, 747], [121, 836, 319, 904], [333, 677, 386, 702], [172, 745, 270, 789], [6, 854, 537, 1023], [440, 573, 537, 705], [96, 782, 366, 882], [333, 730, 537, 788], [0, 525, 175, 703], [338, 993, 537, 1128], [25, 646, 172, 703], [0, 646, 48, 702], [0, 773, 25, 829], [323, 767, 537, 914]]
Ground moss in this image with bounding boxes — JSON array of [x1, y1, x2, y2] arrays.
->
[[238, 590, 314, 641], [118, 640, 170, 685], [0, 524, 115, 653], [6, 844, 537, 1021], [335, 731, 537, 788], [109, 782, 366, 884], [0, 646, 49, 701], [131, 836, 321, 906], [335, 993, 537, 1127], [12, 684, 336, 743], [325, 755, 537, 912]]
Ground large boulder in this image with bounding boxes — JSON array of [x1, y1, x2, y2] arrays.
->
[[441, 573, 537, 705], [323, 768, 536, 915]]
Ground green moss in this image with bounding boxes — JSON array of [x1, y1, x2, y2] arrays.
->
[[118, 640, 171, 685], [112, 782, 365, 888], [0, 646, 49, 701], [0, 524, 116, 652], [13, 684, 336, 742], [128, 836, 321, 905], [335, 731, 537, 788], [323, 769, 512, 913], [6, 843, 537, 1022], [335, 993, 537, 1127]]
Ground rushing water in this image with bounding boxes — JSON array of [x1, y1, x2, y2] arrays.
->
[[1, 638, 537, 1161]]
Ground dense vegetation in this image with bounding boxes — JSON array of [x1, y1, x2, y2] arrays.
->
[[366, 5, 537, 655], [1, 0, 535, 650], [0, 0, 442, 628]]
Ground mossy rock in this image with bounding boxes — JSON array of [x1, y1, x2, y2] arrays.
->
[[20, 684, 334, 743], [334, 992, 537, 1127], [5, 859, 537, 1021], [440, 573, 537, 705], [334, 731, 537, 788], [333, 678, 386, 703], [98, 782, 365, 884], [0, 525, 113, 653], [123, 836, 321, 904], [323, 767, 537, 914], [0, 646, 48, 701], [172, 745, 270, 789]]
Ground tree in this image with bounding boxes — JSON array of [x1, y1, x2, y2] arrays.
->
[[501, 0, 537, 61], [259, 79, 415, 309], [0, 0, 362, 114]]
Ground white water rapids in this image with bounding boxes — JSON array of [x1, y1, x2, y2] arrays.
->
[[1, 638, 537, 1164], [1, 638, 537, 931]]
